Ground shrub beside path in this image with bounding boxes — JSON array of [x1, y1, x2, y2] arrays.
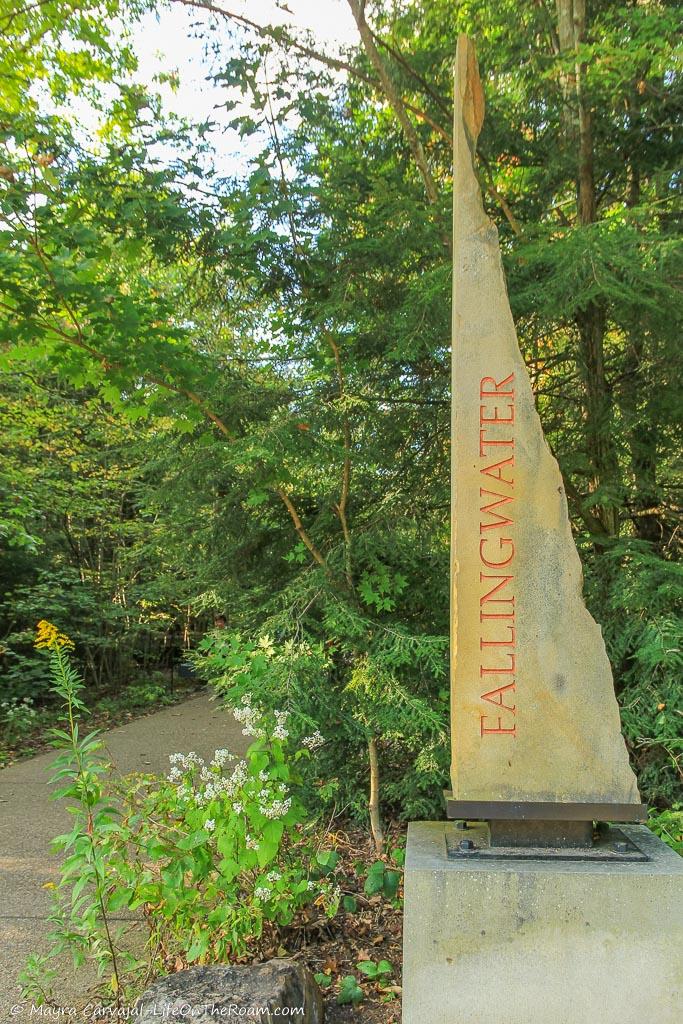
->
[[0, 692, 246, 1021]]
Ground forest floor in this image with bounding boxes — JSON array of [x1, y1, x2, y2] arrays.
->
[[0, 692, 403, 1024], [290, 827, 403, 1024]]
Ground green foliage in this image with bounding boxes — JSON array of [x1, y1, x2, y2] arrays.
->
[[364, 860, 402, 902], [337, 974, 364, 1006], [23, 633, 337, 1004], [0, 697, 38, 745], [647, 806, 683, 856], [118, 721, 339, 967], [109, 679, 174, 710], [198, 625, 449, 821], [21, 622, 133, 1001], [1, 0, 681, 833], [357, 959, 393, 981], [0, 374, 192, 701], [585, 543, 683, 806]]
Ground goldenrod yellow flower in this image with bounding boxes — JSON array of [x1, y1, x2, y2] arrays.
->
[[35, 620, 74, 651]]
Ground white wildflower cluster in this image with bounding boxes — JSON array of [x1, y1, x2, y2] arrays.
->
[[167, 748, 250, 810], [229, 760, 248, 787], [233, 697, 266, 739], [273, 710, 289, 741], [1, 697, 36, 725], [167, 752, 206, 786], [254, 887, 270, 901], [266, 871, 281, 883], [202, 759, 248, 804], [261, 797, 292, 820], [231, 698, 292, 743], [301, 730, 325, 751], [168, 751, 202, 772], [254, 772, 293, 819], [205, 819, 216, 832], [213, 748, 234, 768]]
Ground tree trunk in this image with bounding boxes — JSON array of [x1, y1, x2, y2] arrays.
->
[[556, 0, 621, 539], [346, 0, 451, 252], [368, 736, 384, 856], [621, 333, 672, 550], [576, 302, 619, 538]]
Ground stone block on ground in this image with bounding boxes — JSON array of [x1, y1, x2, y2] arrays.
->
[[136, 960, 323, 1023], [403, 821, 683, 1024]]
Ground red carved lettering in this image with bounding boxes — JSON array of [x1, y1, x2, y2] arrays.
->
[[477, 375, 517, 739], [480, 625, 515, 648], [480, 608, 516, 621], [480, 653, 516, 676], [480, 373, 515, 397], [480, 574, 515, 606], [479, 430, 514, 457], [480, 402, 515, 425], [479, 489, 514, 532], [480, 716, 517, 736], [480, 456, 515, 485], [480, 682, 516, 711], [479, 536, 514, 568]]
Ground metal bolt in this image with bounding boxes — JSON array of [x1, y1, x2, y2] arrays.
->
[[614, 841, 629, 854], [455, 820, 469, 830], [459, 839, 475, 852]]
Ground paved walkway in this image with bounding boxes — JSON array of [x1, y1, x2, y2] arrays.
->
[[0, 693, 247, 1021]]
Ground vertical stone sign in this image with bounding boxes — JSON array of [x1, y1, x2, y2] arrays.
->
[[450, 36, 640, 807], [403, 39, 680, 1024]]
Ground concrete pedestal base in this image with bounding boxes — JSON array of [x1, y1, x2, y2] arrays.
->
[[403, 822, 682, 1024]]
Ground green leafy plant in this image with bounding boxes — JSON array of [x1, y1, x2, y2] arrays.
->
[[120, 697, 340, 966], [0, 696, 37, 744], [20, 620, 133, 1003], [315, 849, 341, 876], [647, 806, 683, 856], [337, 974, 364, 1006], [364, 859, 402, 901], [357, 958, 393, 981], [359, 565, 408, 613], [21, 626, 338, 1004], [122, 681, 175, 708], [591, 544, 683, 806], [198, 628, 448, 852]]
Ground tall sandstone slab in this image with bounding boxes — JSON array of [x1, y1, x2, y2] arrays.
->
[[450, 36, 639, 806]]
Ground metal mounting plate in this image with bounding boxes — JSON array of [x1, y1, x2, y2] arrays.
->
[[443, 792, 648, 822], [445, 822, 650, 863]]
